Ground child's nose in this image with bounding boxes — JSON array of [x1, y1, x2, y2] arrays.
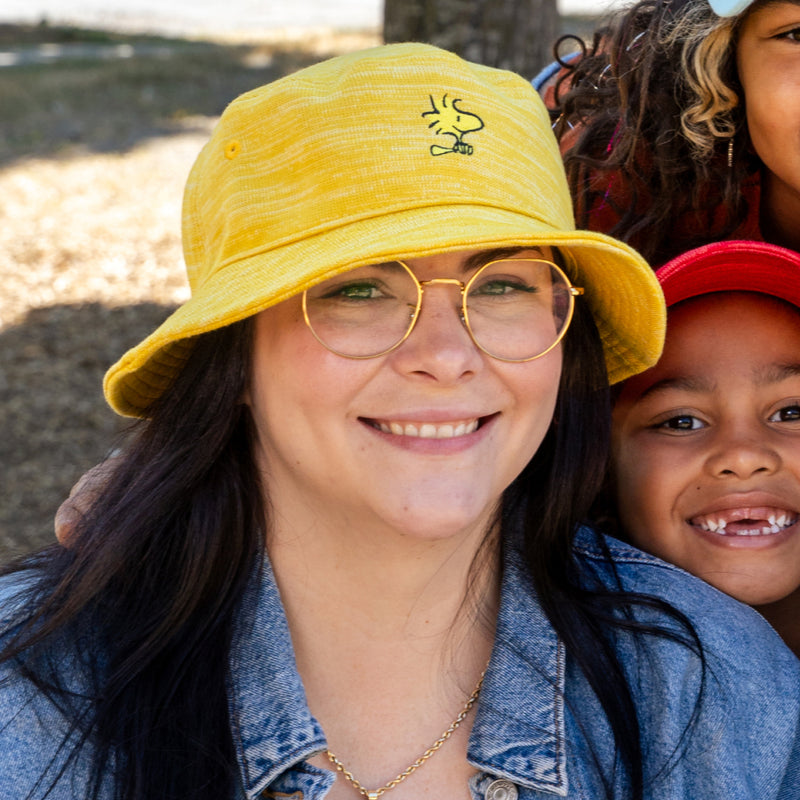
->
[[705, 430, 782, 480]]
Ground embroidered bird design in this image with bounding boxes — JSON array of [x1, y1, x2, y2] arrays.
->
[[422, 94, 484, 155]]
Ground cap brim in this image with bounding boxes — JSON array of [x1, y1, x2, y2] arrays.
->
[[105, 205, 665, 416], [657, 240, 800, 310]]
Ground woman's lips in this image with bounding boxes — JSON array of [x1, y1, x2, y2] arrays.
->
[[690, 506, 799, 537]]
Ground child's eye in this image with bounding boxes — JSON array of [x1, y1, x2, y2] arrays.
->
[[656, 414, 705, 431], [777, 26, 800, 42], [769, 404, 800, 422]]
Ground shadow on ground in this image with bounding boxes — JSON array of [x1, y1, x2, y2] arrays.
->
[[0, 18, 601, 167], [0, 302, 176, 558], [0, 23, 353, 167]]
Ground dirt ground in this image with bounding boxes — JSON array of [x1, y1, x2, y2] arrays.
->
[[0, 24, 381, 558], [1, 131, 205, 556]]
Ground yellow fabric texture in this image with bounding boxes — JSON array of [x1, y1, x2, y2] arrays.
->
[[104, 42, 665, 417]]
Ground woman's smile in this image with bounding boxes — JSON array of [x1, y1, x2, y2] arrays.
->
[[365, 417, 481, 438], [358, 413, 500, 456]]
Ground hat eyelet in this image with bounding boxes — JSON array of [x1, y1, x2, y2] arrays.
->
[[224, 140, 241, 160]]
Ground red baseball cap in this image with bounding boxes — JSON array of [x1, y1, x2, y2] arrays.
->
[[656, 240, 800, 310]]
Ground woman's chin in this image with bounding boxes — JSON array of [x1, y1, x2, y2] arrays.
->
[[377, 501, 498, 544]]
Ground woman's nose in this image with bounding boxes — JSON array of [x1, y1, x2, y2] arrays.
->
[[389, 284, 481, 382]]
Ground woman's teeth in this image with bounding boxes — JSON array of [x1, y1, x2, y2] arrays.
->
[[375, 419, 479, 438]]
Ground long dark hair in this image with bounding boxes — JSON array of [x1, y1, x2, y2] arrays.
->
[[549, 0, 761, 264], [0, 319, 261, 799], [506, 294, 704, 799], [0, 290, 702, 800]]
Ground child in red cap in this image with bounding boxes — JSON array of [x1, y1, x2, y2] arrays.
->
[[611, 239, 800, 657]]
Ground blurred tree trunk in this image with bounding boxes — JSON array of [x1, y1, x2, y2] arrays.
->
[[383, 0, 559, 80]]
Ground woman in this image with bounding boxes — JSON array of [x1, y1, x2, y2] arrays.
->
[[543, 0, 800, 264], [3, 44, 798, 800]]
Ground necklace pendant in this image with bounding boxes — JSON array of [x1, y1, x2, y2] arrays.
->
[[366, 793, 380, 800]]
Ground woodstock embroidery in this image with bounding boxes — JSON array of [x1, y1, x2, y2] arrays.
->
[[422, 94, 484, 155]]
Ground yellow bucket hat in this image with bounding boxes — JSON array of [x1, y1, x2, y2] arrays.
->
[[104, 42, 664, 417]]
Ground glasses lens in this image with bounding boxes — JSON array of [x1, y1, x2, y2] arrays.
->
[[303, 262, 419, 357], [465, 260, 575, 361]]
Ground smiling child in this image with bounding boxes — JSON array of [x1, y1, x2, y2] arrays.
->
[[612, 239, 800, 657]]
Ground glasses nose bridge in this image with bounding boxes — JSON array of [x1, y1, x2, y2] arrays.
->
[[417, 276, 467, 311], [418, 276, 467, 292], [414, 276, 469, 329]]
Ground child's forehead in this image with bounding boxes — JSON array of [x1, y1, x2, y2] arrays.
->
[[667, 291, 800, 337], [619, 292, 800, 402]]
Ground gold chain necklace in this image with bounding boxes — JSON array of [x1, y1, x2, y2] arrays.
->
[[325, 666, 486, 800]]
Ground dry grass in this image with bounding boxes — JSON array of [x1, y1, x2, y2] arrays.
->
[[0, 24, 378, 557]]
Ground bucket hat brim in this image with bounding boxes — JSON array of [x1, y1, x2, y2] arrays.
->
[[105, 203, 664, 416]]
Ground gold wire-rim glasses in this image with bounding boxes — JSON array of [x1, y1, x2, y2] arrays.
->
[[301, 258, 584, 362]]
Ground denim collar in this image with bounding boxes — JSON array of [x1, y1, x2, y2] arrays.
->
[[227, 541, 570, 798], [467, 548, 567, 793]]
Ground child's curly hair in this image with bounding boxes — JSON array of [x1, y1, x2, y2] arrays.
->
[[550, 0, 761, 264]]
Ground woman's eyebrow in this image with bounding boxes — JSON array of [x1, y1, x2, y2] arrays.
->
[[462, 247, 534, 272]]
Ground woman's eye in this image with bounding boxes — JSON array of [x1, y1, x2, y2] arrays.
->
[[472, 280, 536, 296], [656, 415, 704, 431], [323, 282, 384, 300], [769, 405, 800, 422], [778, 27, 800, 42]]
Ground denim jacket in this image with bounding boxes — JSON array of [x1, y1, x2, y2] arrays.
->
[[1, 529, 799, 799]]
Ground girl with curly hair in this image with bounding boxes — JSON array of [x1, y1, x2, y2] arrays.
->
[[542, 0, 800, 264]]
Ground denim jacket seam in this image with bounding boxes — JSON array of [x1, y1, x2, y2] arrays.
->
[[554, 639, 566, 790]]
